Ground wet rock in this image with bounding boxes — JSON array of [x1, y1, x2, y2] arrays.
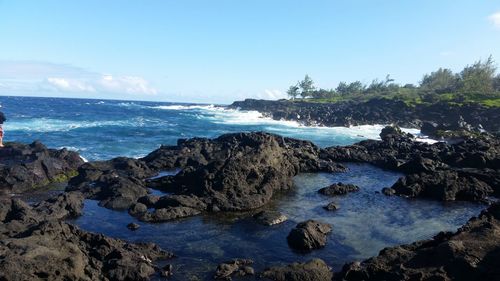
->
[[154, 194, 207, 210], [137, 194, 161, 207], [214, 258, 254, 280], [32, 191, 85, 219], [129, 202, 148, 216], [379, 125, 405, 140], [0, 220, 171, 281], [160, 264, 173, 278], [261, 258, 333, 281], [381, 187, 395, 196], [0, 141, 83, 194], [323, 128, 500, 202], [139, 206, 201, 222], [421, 121, 439, 136], [287, 220, 332, 252], [318, 182, 360, 196], [323, 202, 339, 211], [398, 154, 448, 173], [151, 132, 345, 212], [67, 157, 154, 210], [127, 222, 140, 231], [68, 132, 345, 217], [391, 170, 494, 202], [253, 210, 288, 225], [420, 116, 481, 139], [0, 195, 173, 281], [241, 266, 255, 276], [335, 203, 500, 281], [317, 160, 349, 173]]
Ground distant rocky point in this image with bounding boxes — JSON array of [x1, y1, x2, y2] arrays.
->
[[230, 98, 500, 137]]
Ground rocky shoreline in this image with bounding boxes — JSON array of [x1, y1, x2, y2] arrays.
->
[[230, 98, 500, 137], [0, 141, 83, 194], [0, 193, 173, 281], [1, 127, 499, 280]]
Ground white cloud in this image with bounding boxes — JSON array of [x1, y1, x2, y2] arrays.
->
[[488, 11, 500, 29], [99, 75, 157, 95], [45, 75, 157, 95], [47, 77, 96, 92], [256, 89, 287, 100], [0, 61, 158, 96]]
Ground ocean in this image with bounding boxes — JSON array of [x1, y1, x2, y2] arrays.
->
[[0, 96, 483, 280], [0, 96, 420, 161]]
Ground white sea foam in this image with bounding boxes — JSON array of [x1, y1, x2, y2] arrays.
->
[[58, 146, 84, 152], [116, 102, 147, 108], [400, 128, 441, 144], [7, 102, 438, 145], [198, 107, 434, 141], [4, 118, 129, 132], [414, 136, 440, 144], [219, 111, 438, 144], [152, 104, 219, 111], [152, 104, 439, 142]]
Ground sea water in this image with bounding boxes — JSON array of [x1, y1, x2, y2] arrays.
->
[[0, 96, 422, 160], [0, 96, 483, 280]]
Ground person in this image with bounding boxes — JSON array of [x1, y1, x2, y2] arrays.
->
[[0, 111, 5, 147]]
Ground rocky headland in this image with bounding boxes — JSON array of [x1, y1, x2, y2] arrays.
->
[[230, 98, 500, 137]]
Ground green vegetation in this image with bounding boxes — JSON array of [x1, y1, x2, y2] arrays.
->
[[51, 170, 79, 183], [288, 56, 500, 107], [35, 170, 79, 189]]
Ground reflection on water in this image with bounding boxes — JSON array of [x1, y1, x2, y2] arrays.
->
[[71, 164, 484, 280]]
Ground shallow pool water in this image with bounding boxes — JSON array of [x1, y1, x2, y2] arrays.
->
[[71, 163, 484, 280]]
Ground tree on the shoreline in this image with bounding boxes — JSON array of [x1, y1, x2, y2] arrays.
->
[[336, 81, 364, 96], [299, 75, 315, 98], [420, 68, 458, 94], [286, 84, 300, 99], [494, 74, 500, 91], [335, 82, 349, 96], [285, 56, 500, 103], [459, 56, 496, 94]]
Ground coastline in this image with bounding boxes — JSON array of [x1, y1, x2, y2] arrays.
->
[[229, 98, 500, 138], [1, 125, 499, 280]]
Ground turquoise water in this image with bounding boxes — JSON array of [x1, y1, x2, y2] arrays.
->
[[1, 96, 483, 280]]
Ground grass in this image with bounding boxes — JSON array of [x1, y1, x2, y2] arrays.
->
[[479, 98, 500, 107], [290, 91, 500, 108]]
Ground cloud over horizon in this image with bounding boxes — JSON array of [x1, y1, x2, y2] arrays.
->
[[44, 75, 157, 96], [0, 61, 158, 97], [489, 11, 500, 29], [0, 60, 290, 103]]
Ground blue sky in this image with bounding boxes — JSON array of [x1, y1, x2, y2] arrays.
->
[[1, 1, 499, 104]]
